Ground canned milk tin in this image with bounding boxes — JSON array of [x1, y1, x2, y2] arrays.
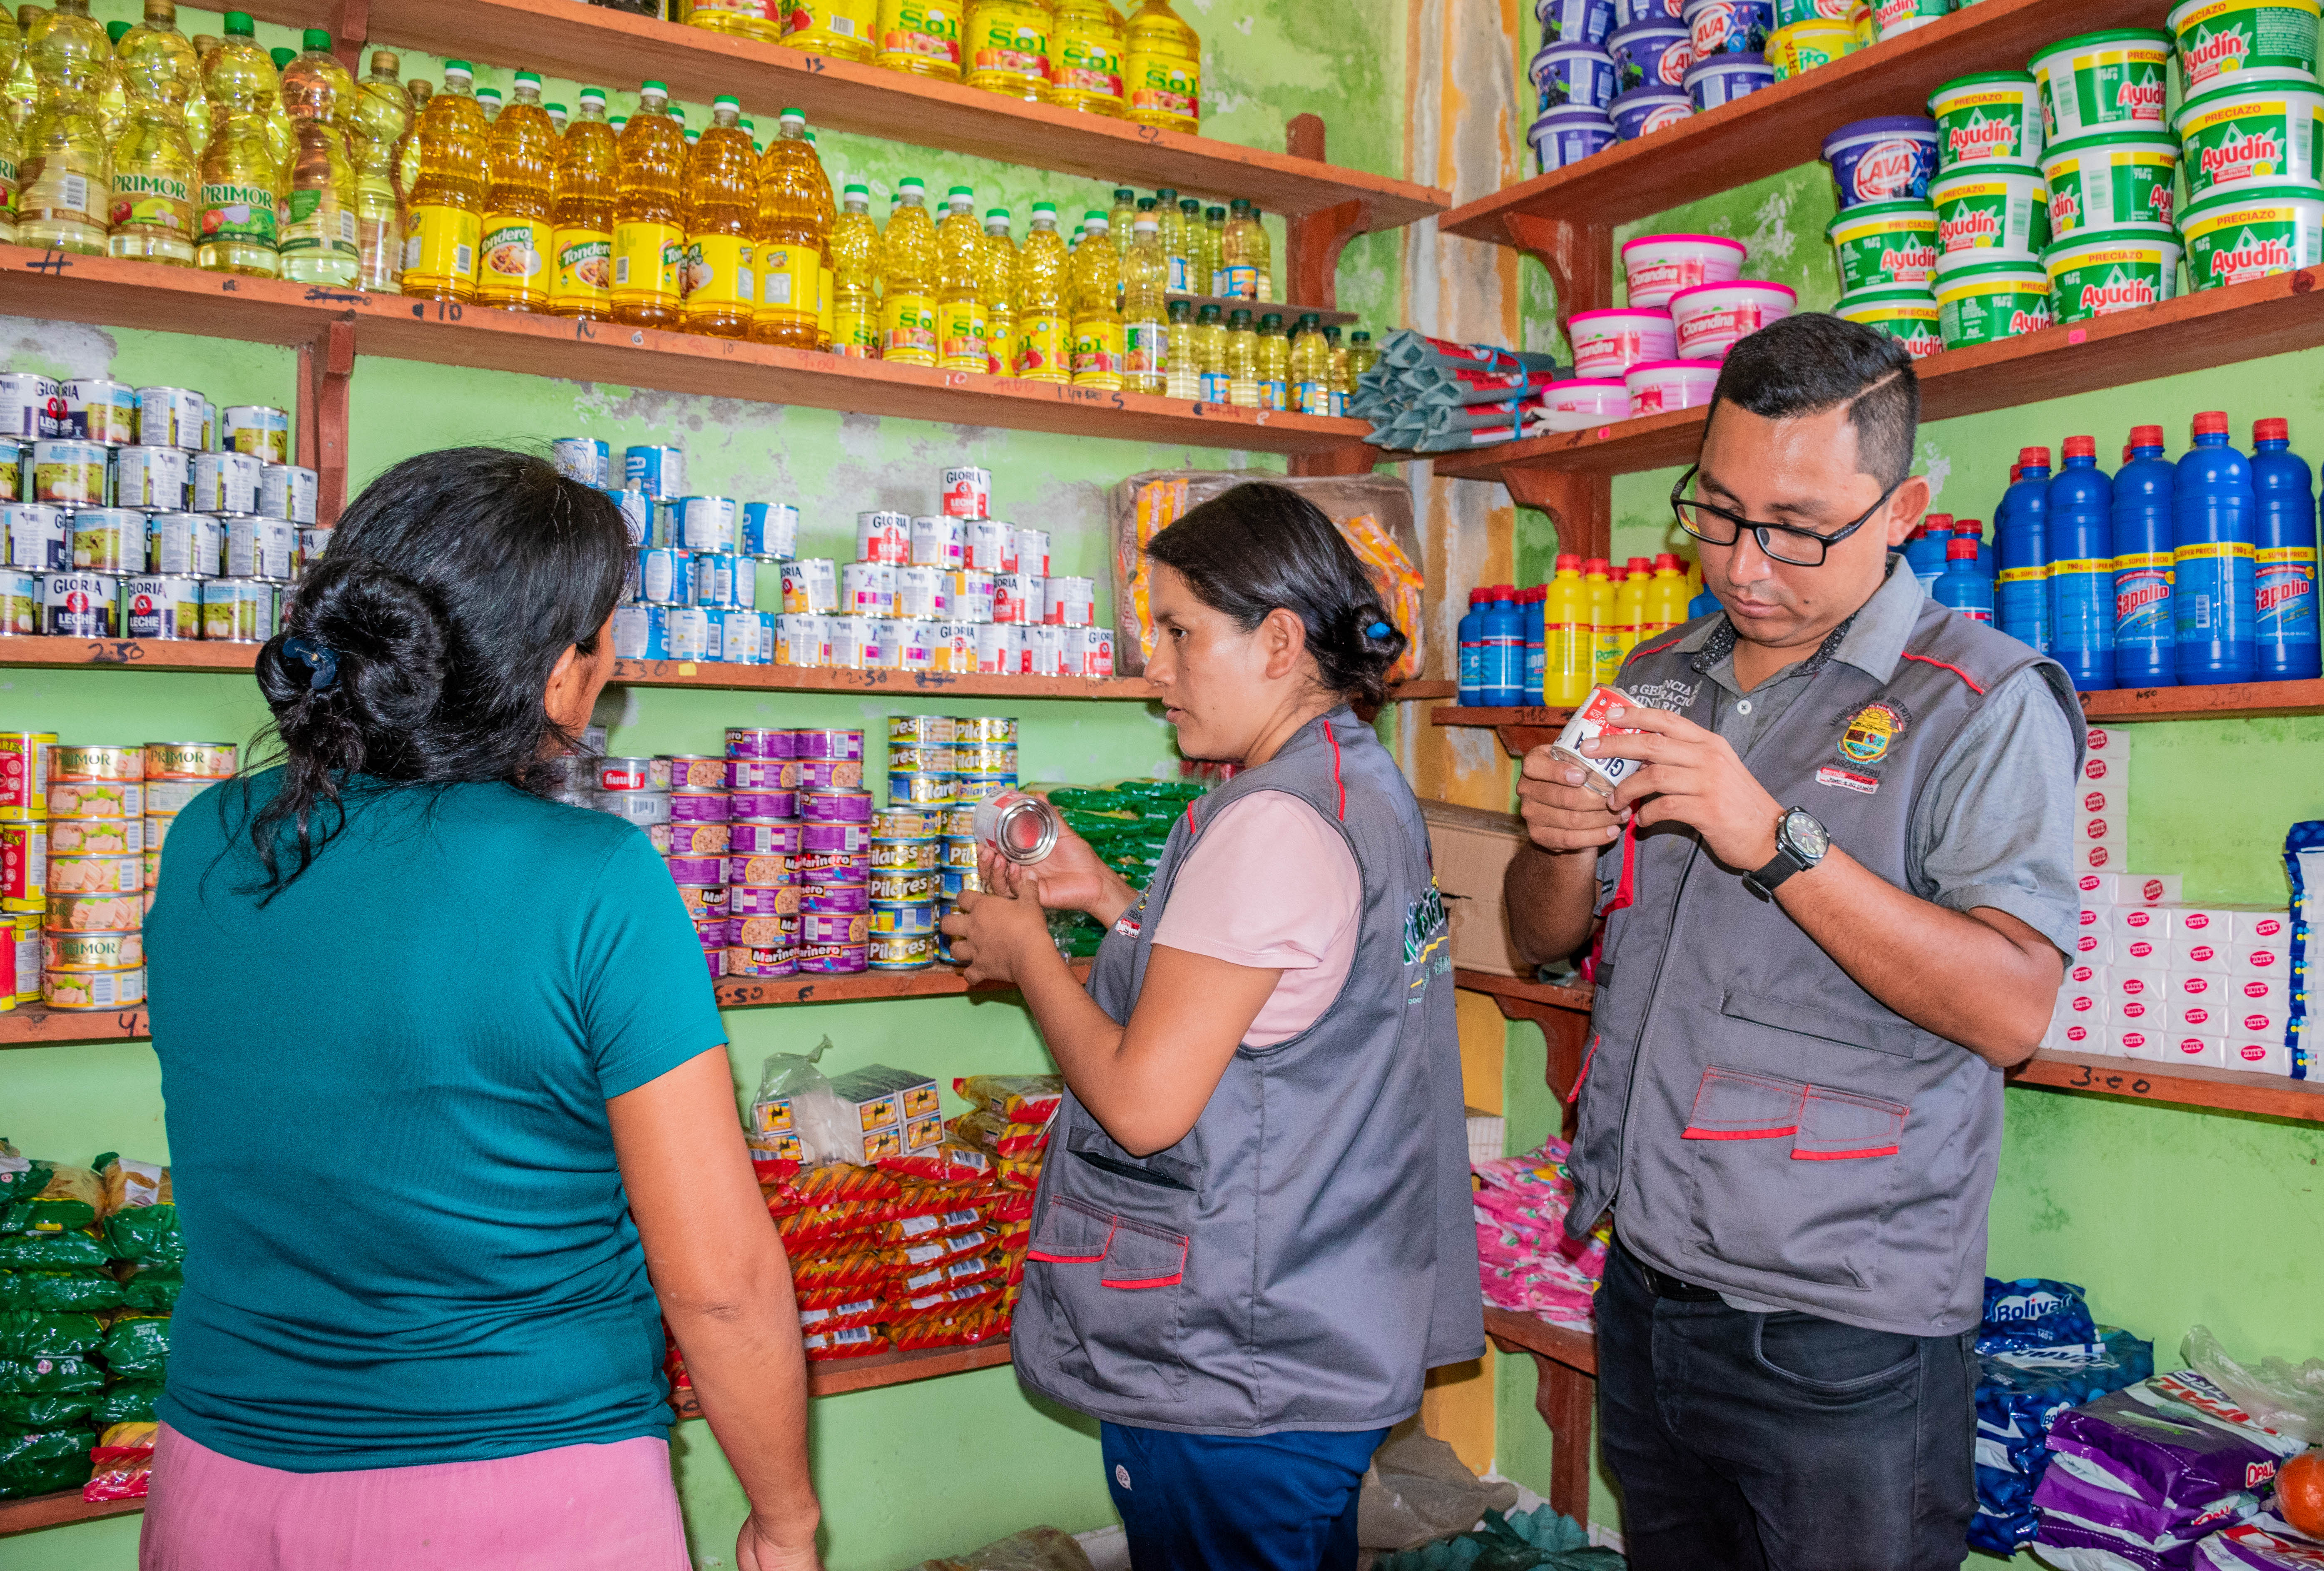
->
[[1, 822, 44, 909], [200, 578, 277, 642], [634, 546, 692, 605], [910, 514, 965, 569], [1549, 684, 1650, 794], [32, 440, 108, 505], [725, 727, 797, 760], [136, 387, 207, 449], [0, 571, 36, 635], [122, 575, 202, 640], [0, 374, 63, 441], [856, 510, 911, 564], [260, 463, 318, 524], [668, 605, 714, 660], [841, 560, 893, 616], [1064, 625, 1114, 677], [941, 465, 992, 520], [4, 503, 67, 570], [1046, 575, 1095, 626], [43, 929, 143, 971], [963, 519, 1013, 571], [1015, 527, 1052, 577], [604, 486, 652, 545], [551, 437, 610, 487], [973, 622, 1017, 673], [222, 405, 291, 463], [147, 512, 221, 577], [146, 742, 236, 779], [42, 966, 145, 1011], [730, 819, 802, 855], [114, 446, 190, 510], [896, 565, 943, 619], [62, 380, 138, 446], [624, 445, 685, 500], [794, 728, 865, 761], [299, 527, 333, 564], [50, 815, 135, 855], [1021, 623, 1064, 676], [45, 571, 115, 637], [225, 514, 297, 580], [0, 440, 17, 503], [781, 558, 838, 614], [990, 571, 1038, 625], [973, 789, 1060, 862], [691, 552, 752, 610], [192, 450, 262, 514], [71, 509, 145, 574], [675, 495, 738, 552], [775, 613, 829, 666], [943, 569, 994, 622], [740, 500, 798, 559]]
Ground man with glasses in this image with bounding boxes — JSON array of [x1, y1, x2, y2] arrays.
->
[[1504, 314, 2082, 1571]]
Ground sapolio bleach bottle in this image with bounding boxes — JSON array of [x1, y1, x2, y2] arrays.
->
[[1996, 446, 2052, 651], [2112, 424, 2175, 688], [2251, 418, 2321, 681], [2173, 410, 2255, 686], [2047, 436, 2115, 691], [1481, 585, 1525, 707], [1933, 537, 1993, 622], [1905, 513, 1951, 592], [1457, 588, 1486, 706]]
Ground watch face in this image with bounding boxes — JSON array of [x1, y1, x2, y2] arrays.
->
[[1783, 808, 1830, 862]]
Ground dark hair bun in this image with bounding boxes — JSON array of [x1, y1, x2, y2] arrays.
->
[[256, 558, 452, 781]]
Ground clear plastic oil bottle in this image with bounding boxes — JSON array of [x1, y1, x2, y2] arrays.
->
[[1224, 305, 1256, 407], [349, 50, 408, 291], [979, 204, 1017, 376], [750, 107, 829, 347], [1289, 311, 1327, 415], [1193, 300, 1225, 400], [473, 67, 553, 309], [1323, 323, 1349, 416], [876, 174, 938, 365], [935, 183, 987, 373], [1068, 208, 1121, 388], [611, 79, 686, 329], [1121, 211, 1166, 395], [1254, 309, 1287, 409], [783, 0, 880, 62], [825, 178, 878, 357], [1013, 197, 1067, 381], [278, 28, 358, 285], [1106, 183, 1132, 250], [1218, 195, 1267, 301], [1162, 297, 1197, 399], [548, 86, 615, 320], [107, 0, 198, 265], [17, 0, 110, 252], [802, 126, 834, 347], [399, 59, 486, 299]]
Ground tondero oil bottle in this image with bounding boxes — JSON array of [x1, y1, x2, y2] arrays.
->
[[678, 93, 755, 339], [610, 79, 685, 330], [473, 68, 555, 310], [399, 59, 487, 300], [547, 87, 615, 321]]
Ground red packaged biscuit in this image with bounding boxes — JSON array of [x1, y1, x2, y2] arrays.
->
[[804, 1324, 890, 1360], [888, 1305, 1010, 1351], [779, 1199, 896, 1247], [982, 1188, 1035, 1225], [892, 1278, 1004, 1316], [795, 1163, 903, 1204], [790, 1249, 891, 1294], [881, 1205, 986, 1245], [993, 1155, 1045, 1191], [796, 1293, 886, 1334], [951, 1074, 1064, 1125], [893, 1248, 1007, 1299], [947, 1109, 1053, 1159], [879, 1143, 993, 1184], [887, 1227, 995, 1271]]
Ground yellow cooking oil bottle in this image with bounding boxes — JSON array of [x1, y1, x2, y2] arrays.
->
[[1224, 305, 1256, 407], [1289, 311, 1329, 415], [1068, 208, 1121, 388], [1013, 198, 1067, 381], [193, 12, 283, 275], [874, 0, 962, 82], [1253, 310, 1286, 409], [1122, 0, 1197, 132], [1346, 326, 1377, 383], [1192, 301, 1226, 400], [876, 174, 938, 365], [1106, 185, 1135, 250], [278, 29, 358, 286], [399, 77, 429, 193], [1163, 299, 1197, 398], [1323, 323, 1349, 414], [677, 94, 754, 338], [979, 205, 1017, 376], [1045, 0, 1123, 115], [1584, 557, 1619, 687], [748, 107, 826, 348], [784, 0, 880, 62], [963, 0, 1050, 100], [349, 50, 410, 290], [1173, 194, 1204, 291], [799, 126, 834, 347], [1120, 211, 1166, 396], [935, 183, 986, 373], [1218, 195, 1268, 301], [96, 21, 127, 146], [1543, 554, 1590, 705], [400, 60, 487, 299], [0, 105, 17, 244], [611, 80, 686, 329], [470, 68, 553, 309], [547, 86, 614, 320], [1153, 184, 1186, 290], [826, 179, 878, 357], [107, 0, 198, 266], [18, 0, 112, 253]]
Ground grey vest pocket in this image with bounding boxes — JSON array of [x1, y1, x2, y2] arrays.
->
[[1025, 1188, 1192, 1401]]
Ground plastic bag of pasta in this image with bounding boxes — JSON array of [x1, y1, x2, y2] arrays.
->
[[99, 1160, 179, 1268], [0, 1163, 102, 1235]]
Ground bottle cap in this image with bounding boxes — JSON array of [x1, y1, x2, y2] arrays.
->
[[2062, 435, 2095, 459], [949, 184, 974, 199], [1228, 308, 1252, 325], [1946, 539, 1977, 560], [1114, 186, 1135, 199], [1031, 200, 1056, 215], [2193, 410, 2229, 437], [899, 177, 926, 194], [1468, 589, 1485, 607], [1207, 204, 1227, 218], [1953, 518, 1981, 535], [986, 207, 1010, 221], [548, 102, 569, 116], [1137, 196, 1157, 209], [1181, 197, 1202, 212], [640, 79, 667, 93], [2255, 417, 2290, 443], [2008, 466, 2021, 482], [1351, 330, 1371, 343], [1555, 554, 1581, 572], [1583, 557, 1610, 575], [1231, 197, 1252, 213], [1156, 187, 1177, 201], [1135, 216, 1157, 231], [2129, 423, 2165, 447], [270, 47, 293, 68], [1924, 513, 1952, 528], [1653, 552, 1681, 570], [578, 87, 605, 104], [711, 91, 736, 105], [1084, 209, 1107, 222], [1260, 312, 1282, 327], [373, 51, 400, 72], [1197, 303, 1221, 320], [106, 18, 127, 40], [224, 10, 254, 33], [2018, 446, 2050, 468], [1626, 556, 1652, 573]]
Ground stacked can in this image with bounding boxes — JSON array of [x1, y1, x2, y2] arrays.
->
[[794, 729, 870, 974], [0, 730, 54, 1008], [0, 374, 312, 645], [40, 744, 146, 1012], [660, 753, 733, 976], [936, 803, 984, 965], [587, 441, 801, 667], [875, 722, 951, 971], [725, 728, 803, 981], [142, 742, 235, 901]]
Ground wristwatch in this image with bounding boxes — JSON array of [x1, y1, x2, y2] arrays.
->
[[1743, 807, 1830, 899]]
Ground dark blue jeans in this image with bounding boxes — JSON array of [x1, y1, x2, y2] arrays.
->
[[1597, 1237, 1977, 1571], [1100, 1421, 1389, 1571]]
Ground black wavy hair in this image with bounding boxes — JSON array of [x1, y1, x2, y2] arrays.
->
[[236, 446, 632, 897], [1143, 481, 1408, 707], [1709, 313, 1921, 488]]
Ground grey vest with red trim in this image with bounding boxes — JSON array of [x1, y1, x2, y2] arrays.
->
[[1566, 601, 2083, 1337], [1010, 708, 1483, 1434]]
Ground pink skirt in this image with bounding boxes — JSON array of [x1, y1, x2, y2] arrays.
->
[[139, 1423, 691, 1571]]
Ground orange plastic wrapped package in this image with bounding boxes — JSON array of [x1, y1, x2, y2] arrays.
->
[[879, 1143, 993, 1184], [789, 1248, 892, 1295], [779, 1199, 898, 1247], [881, 1203, 986, 1245], [804, 1324, 891, 1361], [887, 1227, 996, 1271], [980, 1188, 1035, 1225], [893, 1248, 1007, 1300], [795, 1163, 904, 1204], [993, 1155, 1046, 1191], [947, 1109, 1053, 1159], [892, 1278, 1004, 1317], [889, 1304, 1010, 1352], [951, 1075, 1064, 1126], [796, 1290, 886, 1334]]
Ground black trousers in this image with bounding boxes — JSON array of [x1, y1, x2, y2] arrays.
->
[[1596, 1236, 1978, 1571]]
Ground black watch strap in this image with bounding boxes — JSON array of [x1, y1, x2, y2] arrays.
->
[[1744, 846, 1807, 898]]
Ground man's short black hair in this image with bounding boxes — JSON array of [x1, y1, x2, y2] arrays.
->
[[1707, 314, 1920, 489]]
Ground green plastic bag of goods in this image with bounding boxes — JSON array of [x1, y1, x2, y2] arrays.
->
[[0, 1230, 113, 1271], [99, 1315, 169, 1381], [92, 1382, 160, 1426], [0, 1270, 124, 1313], [0, 1163, 102, 1236], [0, 1311, 104, 1359], [99, 1160, 180, 1268], [0, 1428, 92, 1498], [0, 1390, 98, 1429], [1044, 787, 1132, 814], [0, 1142, 51, 1210], [116, 1266, 182, 1312], [0, 1354, 104, 1394]]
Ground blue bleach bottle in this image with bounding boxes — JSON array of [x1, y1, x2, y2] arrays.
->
[[1456, 588, 1486, 706], [2174, 409, 2256, 685], [2251, 417, 2321, 680], [1482, 585, 1525, 707], [1905, 513, 1951, 592], [1933, 537, 1994, 622], [1996, 446, 2052, 651], [1522, 585, 1547, 699], [2112, 423, 2176, 688], [2047, 435, 2115, 690]]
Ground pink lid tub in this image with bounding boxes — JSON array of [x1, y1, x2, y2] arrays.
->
[[1624, 359, 1722, 416], [1566, 307, 1677, 376], [1536, 378, 1632, 431], [1620, 232, 1748, 307], [1668, 279, 1796, 359]]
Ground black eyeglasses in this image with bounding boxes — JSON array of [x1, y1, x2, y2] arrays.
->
[[1669, 464, 1899, 567]]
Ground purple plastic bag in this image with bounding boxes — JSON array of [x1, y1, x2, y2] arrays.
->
[[2045, 1374, 2292, 1511], [2032, 1465, 2258, 1554], [2197, 1514, 2324, 1569]]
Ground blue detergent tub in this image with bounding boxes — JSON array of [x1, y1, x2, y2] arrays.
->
[[1530, 40, 1621, 110], [1530, 105, 1618, 171], [1609, 18, 1692, 90], [1822, 115, 1941, 209], [1611, 85, 1692, 140], [1686, 49, 1772, 110]]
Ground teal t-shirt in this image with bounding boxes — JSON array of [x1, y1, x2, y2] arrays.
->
[[146, 772, 727, 1471]]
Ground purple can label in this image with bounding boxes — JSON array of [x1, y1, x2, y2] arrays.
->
[[1683, 0, 1769, 57], [666, 822, 731, 856], [729, 884, 798, 916], [792, 727, 865, 761], [727, 946, 799, 978], [666, 854, 724, 883], [1529, 42, 1620, 111], [729, 819, 803, 855], [726, 727, 798, 760], [801, 822, 871, 856], [665, 754, 725, 790], [802, 884, 871, 915], [796, 758, 863, 791], [1531, 107, 1618, 171], [796, 942, 868, 974], [726, 758, 787, 790], [801, 912, 868, 946], [677, 884, 729, 919], [802, 789, 873, 824], [727, 853, 799, 887], [798, 849, 865, 880], [669, 790, 731, 824], [729, 789, 798, 819], [694, 916, 730, 949], [1609, 20, 1691, 90]]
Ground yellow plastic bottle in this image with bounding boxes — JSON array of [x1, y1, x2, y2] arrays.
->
[[1224, 305, 1256, 407], [963, 0, 1050, 100], [1611, 557, 1650, 666], [934, 182, 986, 373], [1152, 184, 1186, 291], [1583, 557, 1621, 687], [1120, 211, 1165, 395], [4, 6, 42, 132], [825, 179, 878, 357], [1121, 0, 1197, 133], [1218, 195, 1272, 302], [676, 93, 754, 338], [1643, 552, 1691, 638], [468, 68, 553, 309], [18, 0, 109, 252], [191, 15, 278, 276], [1346, 326, 1377, 382], [548, 85, 614, 320], [250, 38, 293, 180], [784, 0, 880, 61], [107, 0, 197, 266], [349, 50, 409, 290], [1321, 323, 1349, 416], [680, 0, 765, 44], [1106, 184, 1133, 251], [95, 20, 126, 144], [1193, 300, 1225, 401], [1068, 207, 1121, 388], [1289, 311, 1329, 415], [0, 107, 18, 242], [1013, 198, 1067, 381], [400, 59, 486, 300], [979, 204, 1016, 376], [1253, 309, 1286, 410], [545, 101, 567, 134], [278, 28, 358, 285], [1172, 194, 1204, 293], [399, 77, 428, 193], [1163, 298, 1197, 399], [874, 0, 962, 81], [1542, 554, 1591, 705], [1044, 0, 1123, 115], [611, 79, 685, 329], [801, 126, 834, 347], [876, 174, 938, 365]]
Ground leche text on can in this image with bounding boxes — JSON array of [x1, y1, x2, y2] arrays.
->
[[121, 575, 202, 640], [0, 374, 63, 441], [941, 465, 992, 520], [856, 510, 911, 564], [44, 571, 117, 637]]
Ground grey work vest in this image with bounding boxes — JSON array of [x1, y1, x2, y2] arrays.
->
[[1010, 709, 1483, 1434], [1568, 602, 2083, 1337]]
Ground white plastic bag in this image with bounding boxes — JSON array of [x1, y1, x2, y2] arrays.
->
[[2187, 1325, 2324, 1447], [752, 1038, 864, 1168]]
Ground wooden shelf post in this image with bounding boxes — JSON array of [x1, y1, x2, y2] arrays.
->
[[1283, 113, 1382, 481], [298, 316, 356, 525]]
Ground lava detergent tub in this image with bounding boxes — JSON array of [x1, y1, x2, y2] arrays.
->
[[1825, 199, 1940, 290], [1539, 0, 1619, 43], [2174, 67, 2324, 199], [2043, 224, 2184, 322], [2177, 181, 2324, 289], [1683, 0, 1771, 58], [2167, 0, 2320, 90], [1685, 50, 1772, 110], [2042, 131, 2182, 234], [1621, 233, 1747, 305], [1530, 40, 1622, 109], [1608, 19, 1693, 90], [1929, 71, 2045, 170], [1531, 106, 1619, 172], [1929, 162, 2052, 257], [2030, 30, 2172, 142], [1933, 256, 2055, 347], [1668, 279, 1796, 358], [1611, 85, 1692, 139], [1833, 285, 1943, 359], [1822, 116, 1941, 208]]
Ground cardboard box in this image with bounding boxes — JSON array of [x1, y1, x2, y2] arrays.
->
[[829, 1064, 941, 1132], [1421, 799, 1531, 978]]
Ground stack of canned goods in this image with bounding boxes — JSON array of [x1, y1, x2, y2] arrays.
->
[[0, 373, 322, 644], [887, 715, 1024, 967]]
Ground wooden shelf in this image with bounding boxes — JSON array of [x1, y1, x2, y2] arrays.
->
[[1454, 966, 1592, 1016], [2012, 1050, 2324, 1123], [1433, 705, 1570, 759], [1170, 292, 1355, 326], [2082, 680, 2324, 723], [807, 1339, 1013, 1397], [0, 1004, 149, 1048], [714, 960, 1087, 1010], [1441, 0, 2166, 245], [1483, 1305, 1595, 1376], [0, 1490, 143, 1537]]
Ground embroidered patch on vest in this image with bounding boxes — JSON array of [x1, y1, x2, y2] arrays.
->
[[1403, 882, 1448, 964], [1624, 676, 1700, 714], [1815, 765, 1881, 794], [1838, 700, 1906, 764]]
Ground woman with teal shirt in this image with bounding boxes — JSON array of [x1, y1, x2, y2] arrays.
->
[[142, 450, 822, 1571]]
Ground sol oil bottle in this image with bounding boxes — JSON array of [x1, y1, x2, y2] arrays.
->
[[611, 80, 686, 329], [962, 0, 1050, 100], [802, 127, 834, 347], [1120, 212, 1166, 395], [934, 184, 986, 373], [349, 50, 410, 290], [1067, 209, 1121, 388], [1045, 0, 1122, 115], [279, 29, 359, 286], [825, 179, 878, 357], [783, 0, 879, 62], [194, 11, 282, 276], [678, 94, 754, 337], [876, 176, 938, 366], [400, 60, 488, 300], [873, 0, 962, 82], [1013, 199, 1067, 381], [749, 107, 827, 348], [978, 205, 1016, 377], [473, 69, 554, 310], [548, 87, 615, 320], [108, 0, 198, 265], [1122, 0, 1197, 132], [19, 0, 113, 253]]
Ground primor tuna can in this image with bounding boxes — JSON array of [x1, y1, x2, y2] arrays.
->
[[145, 742, 235, 779], [42, 966, 144, 1010]]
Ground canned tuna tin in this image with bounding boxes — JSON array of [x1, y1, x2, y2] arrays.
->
[[730, 820, 802, 856], [729, 888, 799, 921], [726, 727, 796, 760], [605, 487, 652, 545], [909, 514, 964, 569], [794, 728, 865, 761], [0, 734, 50, 823], [775, 613, 828, 666], [842, 560, 894, 617], [991, 571, 1036, 624], [600, 755, 672, 792], [115, 446, 190, 509], [53, 815, 138, 855], [801, 789, 873, 825], [667, 822, 733, 858], [728, 851, 798, 887], [224, 515, 297, 580], [1, 822, 43, 908], [796, 941, 868, 974], [42, 967, 144, 1010], [260, 463, 319, 524], [869, 932, 937, 969], [5, 503, 67, 570], [875, 807, 942, 839], [49, 852, 142, 894], [870, 837, 941, 870], [802, 822, 871, 856], [955, 742, 1016, 775], [675, 883, 728, 921], [729, 789, 797, 819], [666, 853, 724, 884], [135, 387, 206, 449], [599, 793, 674, 833], [1015, 527, 1051, 578], [62, 380, 138, 445], [669, 789, 731, 825], [803, 883, 871, 915], [0, 375, 64, 441], [666, 753, 726, 789], [972, 789, 1059, 862], [890, 714, 956, 746], [44, 929, 144, 970], [954, 716, 1016, 744], [51, 743, 139, 783], [740, 501, 798, 559], [45, 572, 115, 637], [147, 512, 222, 577], [796, 757, 863, 791], [973, 623, 1017, 672], [673, 496, 737, 553], [32, 440, 108, 505], [223, 405, 291, 463], [733, 912, 800, 947], [45, 887, 143, 932], [724, 758, 786, 790], [857, 510, 911, 564], [942, 465, 993, 519], [780, 558, 838, 614], [801, 911, 868, 946], [942, 834, 979, 869], [551, 438, 610, 487], [870, 899, 939, 934], [192, 449, 263, 514], [888, 744, 956, 772], [727, 945, 799, 978], [146, 742, 235, 779], [1046, 576, 1096, 626], [870, 867, 942, 903], [888, 771, 955, 807], [624, 445, 685, 500], [49, 782, 140, 821], [964, 519, 1013, 571], [122, 576, 201, 640], [199, 578, 277, 641]]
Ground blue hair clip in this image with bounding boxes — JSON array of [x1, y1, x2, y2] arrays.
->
[[1365, 620, 1392, 640], [282, 636, 339, 692]]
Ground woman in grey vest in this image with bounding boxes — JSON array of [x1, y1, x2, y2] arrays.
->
[[944, 483, 1482, 1571]]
